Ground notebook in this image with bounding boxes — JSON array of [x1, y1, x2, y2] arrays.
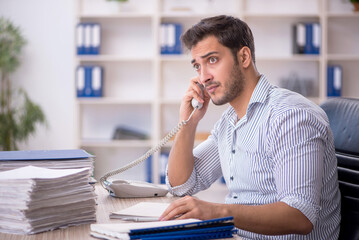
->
[[110, 202, 170, 221]]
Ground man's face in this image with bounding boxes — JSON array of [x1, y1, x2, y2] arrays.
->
[[191, 35, 245, 106]]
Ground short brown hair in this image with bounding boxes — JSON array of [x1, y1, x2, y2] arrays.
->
[[181, 15, 256, 63]]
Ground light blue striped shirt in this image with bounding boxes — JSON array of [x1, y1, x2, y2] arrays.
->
[[167, 75, 341, 240]]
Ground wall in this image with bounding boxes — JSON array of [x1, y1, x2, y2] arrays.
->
[[0, 0, 76, 150]]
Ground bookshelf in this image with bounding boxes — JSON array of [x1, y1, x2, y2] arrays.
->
[[75, 0, 359, 182]]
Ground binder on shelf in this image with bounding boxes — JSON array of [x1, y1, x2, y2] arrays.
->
[[76, 24, 85, 55], [292, 22, 320, 55], [146, 155, 152, 183], [311, 23, 320, 54], [160, 23, 182, 55], [76, 65, 103, 98], [327, 65, 342, 97], [91, 66, 103, 97], [90, 216, 237, 240], [305, 23, 321, 55], [84, 24, 92, 55], [91, 23, 101, 55], [76, 23, 101, 55], [292, 23, 305, 54], [160, 152, 169, 184], [160, 24, 167, 54]]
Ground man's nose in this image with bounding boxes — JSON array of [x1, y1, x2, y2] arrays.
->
[[199, 66, 212, 84]]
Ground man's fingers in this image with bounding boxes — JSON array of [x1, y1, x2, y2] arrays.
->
[[160, 197, 193, 221]]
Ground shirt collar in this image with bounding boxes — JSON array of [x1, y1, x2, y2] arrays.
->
[[249, 74, 272, 106], [224, 74, 273, 124]]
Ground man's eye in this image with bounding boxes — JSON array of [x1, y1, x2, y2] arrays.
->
[[193, 64, 200, 71], [209, 57, 217, 64]]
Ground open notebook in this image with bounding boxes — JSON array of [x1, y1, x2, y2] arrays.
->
[[110, 202, 170, 221]]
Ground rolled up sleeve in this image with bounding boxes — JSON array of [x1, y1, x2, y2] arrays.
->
[[270, 109, 325, 225]]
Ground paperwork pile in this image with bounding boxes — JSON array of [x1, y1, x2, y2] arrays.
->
[[0, 166, 96, 234]]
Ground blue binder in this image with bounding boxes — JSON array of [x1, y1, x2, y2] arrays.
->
[[161, 23, 182, 55], [77, 65, 103, 97], [84, 66, 93, 96], [90, 23, 101, 55], [311, 23, 320, 54], [129, 217, 236, 240], [160, 23, 167, 54], [91, 66, 103, 97], [76, 24, 85, 55], [305, 23, 320, 55], [327, 65, 342, 97], [160, 152, 169, 184], [76, 66, 86, 97], [146, 155, 152, 183], [77, 23, 101, 55]]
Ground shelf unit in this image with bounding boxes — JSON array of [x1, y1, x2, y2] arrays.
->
[[75, 0, 359, 182]]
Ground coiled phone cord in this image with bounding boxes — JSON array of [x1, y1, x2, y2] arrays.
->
[[100, 107, 198, 190]]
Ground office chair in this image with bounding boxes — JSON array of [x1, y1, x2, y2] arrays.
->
[[320, 98, 359, 240]]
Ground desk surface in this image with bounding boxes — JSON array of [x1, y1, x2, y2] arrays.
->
[[0, 184, 240, 240]]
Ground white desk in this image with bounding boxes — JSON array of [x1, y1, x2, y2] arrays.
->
[[0, 184, 240, 240]]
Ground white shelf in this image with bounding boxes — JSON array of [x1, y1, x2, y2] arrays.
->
[[327, 54, 359, 61], [81, 139, 152, 148], [77, 98, 152, 105], [77, 55, 153, 62], [244, 13, 320, 18], [160, 55, 191, 62], [326, 12, 359, 18], [256, 55, 321, 62], [79, 13, 153, 19], [75, 0, 359, 182], [160, 12, 237, 18]]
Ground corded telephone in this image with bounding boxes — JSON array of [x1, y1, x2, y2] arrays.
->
[[100, 84, 204, 198]]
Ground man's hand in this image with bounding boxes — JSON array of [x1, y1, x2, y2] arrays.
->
[[159, 196, 227, 221], [180, 77, 210, 125]]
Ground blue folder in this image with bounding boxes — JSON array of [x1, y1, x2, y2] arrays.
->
[[129, 217, 236, 240], [0, 149, 93, 161]]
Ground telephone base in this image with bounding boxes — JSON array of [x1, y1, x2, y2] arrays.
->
[[104, 180, 169, 198]]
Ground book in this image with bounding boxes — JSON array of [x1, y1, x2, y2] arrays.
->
[[109, 202, 170, 221], [91, 217, 237, 240]]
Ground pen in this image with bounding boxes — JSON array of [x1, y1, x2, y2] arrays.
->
[[120, 217, 160, 222]]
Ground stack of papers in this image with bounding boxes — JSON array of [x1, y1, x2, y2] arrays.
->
[[0, 149, 94, 176], [0, 166, 96, 234], [91, 217, 237, 240]]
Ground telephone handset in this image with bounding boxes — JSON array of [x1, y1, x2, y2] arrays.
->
[[191, 83, 204, 110], [100, 84, 204, 198]]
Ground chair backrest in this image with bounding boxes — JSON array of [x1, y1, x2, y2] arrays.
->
[[320, 98, 359, 240]]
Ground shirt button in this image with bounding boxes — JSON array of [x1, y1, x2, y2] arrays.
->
[[232, 149, 235, 154], [230, 176, 234, 181]]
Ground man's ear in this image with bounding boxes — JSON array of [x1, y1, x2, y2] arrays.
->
[[237, 46, 252, 68]]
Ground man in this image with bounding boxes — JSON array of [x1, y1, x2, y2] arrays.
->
[[160, 15, 341, 240]]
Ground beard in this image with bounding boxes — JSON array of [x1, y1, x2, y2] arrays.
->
[[207, 63, 245, 106]]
